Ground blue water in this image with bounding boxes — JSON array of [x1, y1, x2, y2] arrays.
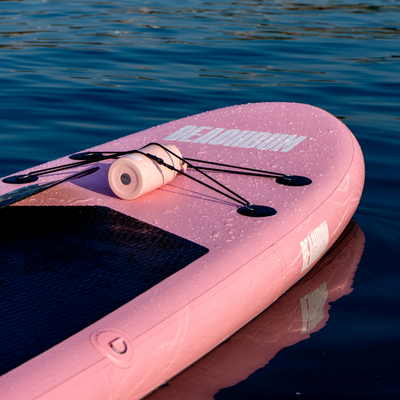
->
[[1, 0, 400, 398]]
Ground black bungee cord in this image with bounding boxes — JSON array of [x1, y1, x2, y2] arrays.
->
[[0, 167, 99, 210], [2, 143, 311, 217]]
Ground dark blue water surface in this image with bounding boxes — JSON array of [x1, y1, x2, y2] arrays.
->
[[1, 1, 400, 399]]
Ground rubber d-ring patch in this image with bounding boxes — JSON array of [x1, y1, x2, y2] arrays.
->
[[90, 330, 133, 368]]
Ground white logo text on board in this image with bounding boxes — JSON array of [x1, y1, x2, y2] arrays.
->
[[164, 125, 307, 152], [300, 221, 329, 273]]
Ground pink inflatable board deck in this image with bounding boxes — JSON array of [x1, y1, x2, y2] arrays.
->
[[146, 221, 364, 400], [0, 103, 364, 400]]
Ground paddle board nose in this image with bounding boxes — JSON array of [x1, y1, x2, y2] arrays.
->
[[108, 144, 185, 200]]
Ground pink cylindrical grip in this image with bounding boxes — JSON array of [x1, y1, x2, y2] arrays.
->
[[108, 144, 185, 200]]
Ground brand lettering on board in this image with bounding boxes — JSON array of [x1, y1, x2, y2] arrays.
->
[[300, 221, 329, 273], [300, 281, 328, 334], [163, 125, 307, 152]]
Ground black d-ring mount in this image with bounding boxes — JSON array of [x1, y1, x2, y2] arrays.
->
[[276, 175, 312, 186], [237, 204, 277, 218], [3, 175, 39, 184]]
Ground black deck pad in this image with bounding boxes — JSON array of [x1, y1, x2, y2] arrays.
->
[[0, 206, 208, 376]]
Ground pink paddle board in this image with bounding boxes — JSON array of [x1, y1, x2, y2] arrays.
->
[[146, 221, 365, 400], [0, 102, 364, 400]]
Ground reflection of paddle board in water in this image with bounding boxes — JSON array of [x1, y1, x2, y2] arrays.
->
[[0, 103, 364, 400], [146, 221, 364, 400]]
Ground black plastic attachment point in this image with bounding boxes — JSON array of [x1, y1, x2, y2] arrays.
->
[[2, 175, 39, 184], [275, 175, 312, 187], [69, 152, 105, 161], [237, 204, 277, 217]]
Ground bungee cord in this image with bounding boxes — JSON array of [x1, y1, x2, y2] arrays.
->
[[2, 143, 311, 216]]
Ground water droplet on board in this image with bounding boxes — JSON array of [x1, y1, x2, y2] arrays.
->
[[69, 198, 93, 205]]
